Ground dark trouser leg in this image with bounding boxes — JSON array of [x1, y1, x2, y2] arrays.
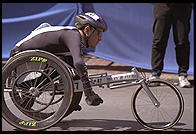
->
[[175, 45, 190, 76], [151, 11, 172, 76], [173, 6, 192, 76]]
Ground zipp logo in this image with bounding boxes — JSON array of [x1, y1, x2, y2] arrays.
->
[[30, 56, 48, 63]]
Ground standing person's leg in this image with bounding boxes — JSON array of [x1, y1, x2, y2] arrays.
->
[[173, 5, 192, 87], [151, 5, 172, 77]]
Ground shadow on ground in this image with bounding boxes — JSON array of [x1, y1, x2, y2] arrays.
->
[[52, 119, 190, 131]]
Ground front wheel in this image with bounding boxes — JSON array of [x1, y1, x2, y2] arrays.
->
[[131, 79, 184, 130]]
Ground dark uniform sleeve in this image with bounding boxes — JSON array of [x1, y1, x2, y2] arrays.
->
[[60, 30, 92, 90]]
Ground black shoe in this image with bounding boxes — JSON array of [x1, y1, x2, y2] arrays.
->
[[85, 91, 103, 106], [73, 105, 82, 111]]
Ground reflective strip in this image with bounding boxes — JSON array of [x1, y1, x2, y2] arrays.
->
[[16, 26, 78, 47]]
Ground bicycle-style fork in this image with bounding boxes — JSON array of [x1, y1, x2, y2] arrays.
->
[[132, 67, 160, 107]]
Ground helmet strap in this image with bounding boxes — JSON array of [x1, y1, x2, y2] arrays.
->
[[81, 30, 89, 48], [82, 26, 95, 48]]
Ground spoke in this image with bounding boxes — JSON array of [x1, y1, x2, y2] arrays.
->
[[16, 85, 29, 92], [159, 107, 175, 121], [34, 72, 39, 87], [23, 96, 34, 110], [38, 82, 53, 91], [138, 90, 153, 104], [36, 77, 49, 88], [149, 107, 157, 123], [18, 80, 31, 89]]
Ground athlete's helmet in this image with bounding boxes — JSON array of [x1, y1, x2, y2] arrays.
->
[[75, 12, 107, 32]]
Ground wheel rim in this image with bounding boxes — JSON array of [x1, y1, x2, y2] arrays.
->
[[2, 51, 74, 130], [131, 80, 184, 130]]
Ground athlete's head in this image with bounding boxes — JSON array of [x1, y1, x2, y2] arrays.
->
[[75, 12, 107, 49]]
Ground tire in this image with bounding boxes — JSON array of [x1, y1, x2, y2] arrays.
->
[[56, 56, 83, 118], [63, 92, 83, 117], [2, 50, 75, 131], [131, 79, 184, 130]]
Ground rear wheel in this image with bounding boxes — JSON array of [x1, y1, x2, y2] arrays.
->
[[2, 50, 75, 130]]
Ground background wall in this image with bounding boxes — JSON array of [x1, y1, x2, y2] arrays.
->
[[2, 3, 194, 74]]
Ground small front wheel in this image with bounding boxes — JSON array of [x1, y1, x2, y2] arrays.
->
[[131, 79, 184, 130]]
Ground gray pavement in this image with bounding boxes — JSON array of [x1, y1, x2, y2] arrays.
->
[[2, 85, 193, 131], [48, 86, 194, 131]]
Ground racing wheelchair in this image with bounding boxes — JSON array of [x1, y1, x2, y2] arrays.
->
[[2, 50, 184, 131]]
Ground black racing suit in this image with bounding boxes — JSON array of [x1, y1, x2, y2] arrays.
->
[[10, 25, 92, 92]]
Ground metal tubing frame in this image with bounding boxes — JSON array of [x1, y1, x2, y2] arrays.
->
[[73, 67, 160, 107]]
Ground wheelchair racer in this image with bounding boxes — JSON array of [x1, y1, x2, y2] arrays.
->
[[10, 12, 107, 106]]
